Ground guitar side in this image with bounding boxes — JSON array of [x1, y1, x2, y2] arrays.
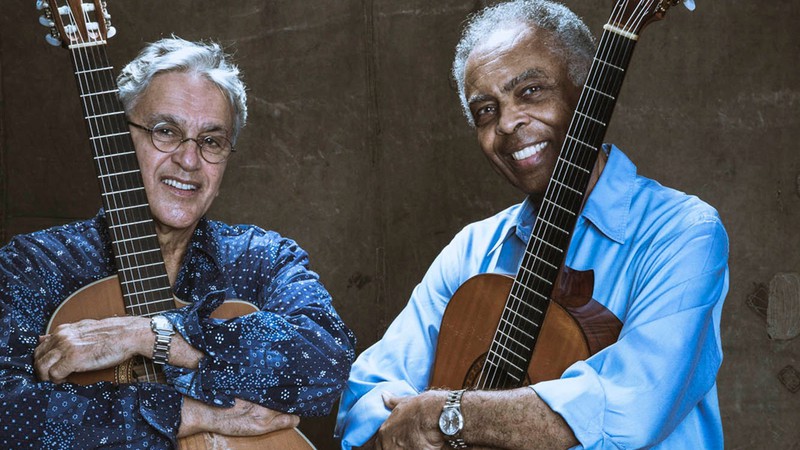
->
[[46, 275, 316, 450]]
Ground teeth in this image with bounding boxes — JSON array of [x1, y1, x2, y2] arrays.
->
[[511, 142, 547, 161], [163, 179, 197, 191]]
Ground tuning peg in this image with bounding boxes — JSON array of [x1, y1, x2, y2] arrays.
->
[[45, 33, 61, 46], [38, 15, 54, 28], [107, 26, 117, 38], [35, 0, 49, 11], [683, 0, 696, 10]]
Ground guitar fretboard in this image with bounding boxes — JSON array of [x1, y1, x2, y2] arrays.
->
[[478, 27, 637, 389], [70, 43, 174, 318]]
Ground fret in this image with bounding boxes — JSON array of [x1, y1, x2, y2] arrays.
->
[[114, 248, 161, 259], [80, 88, 119, 98], [542, 198, 576, 217], [486, 348, 525, 376], [75, 66, 114, 75], [124, 297, 174, 310], [118, 260, 166, 271], [574, 110, 606, 127], [109, 219, 153, 228], [94, 151, 136, 160], [490, 340, 528, 366], [594, 56, 625, 73], [98, 169, 140, 178], [90, 131, 130, 141], [495, 325, 531, 348], [510, 286, 548, 302], [106, 203, 150, 213], [113, 233, 158, 244], [503, 307, 540, 328], [102, 186, 145, 196], [86, 111, 125, 120], [120, 273, 170, 285], [124, 285, 173, 297], [564, 136, 597, 156], [517, 264, 554, 286], [585, 85, 615, 100], [551, 179, 583, 196], [538, 217, 569, 236]]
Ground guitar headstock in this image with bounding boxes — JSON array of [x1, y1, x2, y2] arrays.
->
[[36, 0, 116, 48], [607, 0, 695, 38]]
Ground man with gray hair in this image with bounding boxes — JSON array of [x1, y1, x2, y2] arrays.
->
[[336, 1, 727, 449], [0, 37, 355, 448]]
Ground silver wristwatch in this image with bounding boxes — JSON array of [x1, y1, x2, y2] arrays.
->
[[438, 389, 468, 449], [150, 315, 175, 365]]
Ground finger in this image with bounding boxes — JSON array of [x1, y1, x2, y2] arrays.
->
[[47, 357, 74, 384], [381, 392, 401, 409], [34, 349, 61, 382]]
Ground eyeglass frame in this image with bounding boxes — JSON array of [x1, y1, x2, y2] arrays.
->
[[127, 120, 236, 164]]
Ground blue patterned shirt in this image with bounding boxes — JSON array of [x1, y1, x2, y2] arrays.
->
[[0, 211, 356, 448]]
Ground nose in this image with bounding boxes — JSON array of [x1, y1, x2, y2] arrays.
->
[[171, 138, 203, 171], [495, 104, 529, 135]]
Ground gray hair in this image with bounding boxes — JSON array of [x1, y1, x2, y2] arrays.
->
[[117, 37, 248, 143], [452, 0, 595, 125]]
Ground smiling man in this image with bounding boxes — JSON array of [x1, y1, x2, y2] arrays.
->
[[335, 1, 728, 449], [0, 37, 355, 448]]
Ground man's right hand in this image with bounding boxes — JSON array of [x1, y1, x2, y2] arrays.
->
[[178, 397, 300, 438]]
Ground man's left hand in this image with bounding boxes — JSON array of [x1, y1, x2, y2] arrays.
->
[[34, 316, 151, 383]]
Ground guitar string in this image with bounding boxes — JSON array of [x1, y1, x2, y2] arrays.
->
[[477, 1, 651, 390]]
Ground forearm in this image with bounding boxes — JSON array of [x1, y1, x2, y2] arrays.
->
[[460, 388, 577, 450]]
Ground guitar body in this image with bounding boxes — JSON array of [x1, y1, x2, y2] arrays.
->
[[46, 276, 316, 450], [430, 267, 621, 389]]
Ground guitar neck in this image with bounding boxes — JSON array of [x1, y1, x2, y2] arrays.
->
[[70, 43, 174, 317], [480, 28, 638, 389]]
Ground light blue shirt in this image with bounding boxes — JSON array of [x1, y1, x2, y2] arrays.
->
[[335, 145, 728, 449]]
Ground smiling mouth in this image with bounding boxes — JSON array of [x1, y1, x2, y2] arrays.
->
[[511, 141, 548, 161], [162, 178, 198, 191]]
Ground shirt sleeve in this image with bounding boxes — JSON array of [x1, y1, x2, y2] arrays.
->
[[335, 230, 470, 449], [533, 215, 729, 449], [0, 236, 182, 449], [162, 235, 356, 417]]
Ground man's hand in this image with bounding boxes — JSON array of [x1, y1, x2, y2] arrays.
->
[[178, 397, 300, 437], [373, 390, 448, 450], [34, 316, 151, 383]]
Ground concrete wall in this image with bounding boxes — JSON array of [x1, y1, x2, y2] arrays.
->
[[1, 0, 797, 448]]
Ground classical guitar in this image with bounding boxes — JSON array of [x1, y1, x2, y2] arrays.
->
[[37, 1, 314, 448], [432, 0, 688, 391]]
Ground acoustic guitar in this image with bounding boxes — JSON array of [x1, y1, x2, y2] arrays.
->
[[38, 1, 314, 448], [432, 0, 687, 391]]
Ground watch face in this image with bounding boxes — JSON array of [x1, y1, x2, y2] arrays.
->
[[438, 407, 463, 436]]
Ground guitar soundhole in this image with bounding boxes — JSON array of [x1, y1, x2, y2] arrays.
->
[[464, 352, 531, 389]]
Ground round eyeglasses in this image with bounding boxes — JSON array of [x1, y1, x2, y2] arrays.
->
[[128, 121, 235, 164]]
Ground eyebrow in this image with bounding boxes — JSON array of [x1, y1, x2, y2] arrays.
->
[[502, 68, 548, 93], [146, 113, 229, 135], [467, 68, 550, 107]]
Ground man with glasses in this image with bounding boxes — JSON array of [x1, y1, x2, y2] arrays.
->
[[0, 37, 355, 448]]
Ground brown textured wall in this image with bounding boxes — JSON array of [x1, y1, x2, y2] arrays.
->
[[1, 1, 798, 448]]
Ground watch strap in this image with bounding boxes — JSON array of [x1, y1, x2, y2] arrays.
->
[[445, 389, 467, 449], [150, 315, 175, 365]]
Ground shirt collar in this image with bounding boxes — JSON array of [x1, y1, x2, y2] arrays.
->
[[187, 216, 223, 268], [507, 144, 635, 246], [579, 144, 635, 244]]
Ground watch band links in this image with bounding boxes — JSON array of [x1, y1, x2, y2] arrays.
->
[[446, 389, 468, 449]]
